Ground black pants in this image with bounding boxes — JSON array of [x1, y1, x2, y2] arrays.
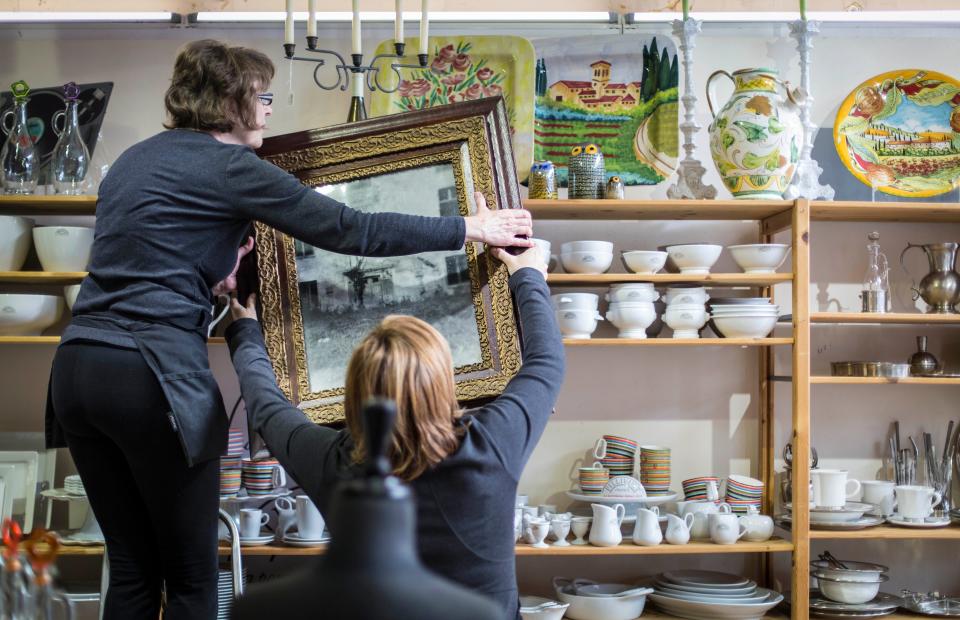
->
[[51, 342, 219, 620]]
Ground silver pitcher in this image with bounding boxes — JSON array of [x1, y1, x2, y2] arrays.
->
[[900, 242, 960, 314]]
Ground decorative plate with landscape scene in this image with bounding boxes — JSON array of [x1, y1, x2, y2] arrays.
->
[[369, 35, 534, 181], [834, 69, 960, 198], [532, 35, 679, 187]]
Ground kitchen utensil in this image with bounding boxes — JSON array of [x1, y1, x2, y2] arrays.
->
[[831, 361, 910, 377], [813, 572, 889, 605], [818, 550, 850, 570], [901, 590, 960, 616], [900, 242, 960, 314], [909, 336, 941, 375]]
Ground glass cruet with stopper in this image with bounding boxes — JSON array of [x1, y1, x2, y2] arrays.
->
[[51, 82, 89, 195], [23, 529, 73, 620], [1, 80, 38, 195], [862, 231, 890, 313], [0, 519, 33, 620]]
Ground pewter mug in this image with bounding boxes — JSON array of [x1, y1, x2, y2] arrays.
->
[[900, 242, 960, 314]]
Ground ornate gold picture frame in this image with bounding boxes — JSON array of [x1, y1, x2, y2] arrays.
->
[[254, 98, 523, 424]]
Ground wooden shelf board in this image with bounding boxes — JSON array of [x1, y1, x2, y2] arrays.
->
[[811, 376, 960, 385], [0, 271, 87, 284], [811, 201, 960, 223], [809, 525, 960, 540], [644, 611, 786, 619], [0, 336, 227, 345], [514, 538, 792, 556], [565, 338, 793, 347], [811, 312, 960, 324], [0, 195, 97, 215], [523, 199, 792, 221], [548, 273, 792, 286]]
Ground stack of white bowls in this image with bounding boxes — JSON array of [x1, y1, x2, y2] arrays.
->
[[604, 283, 658, 339], [552, 293, 602, 339], [662, 287, 709, 339], [559, 241, 613, 274], [708, 298, 779, 339]]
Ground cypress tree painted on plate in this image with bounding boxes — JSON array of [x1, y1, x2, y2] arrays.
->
[[658, 48, 671, 92], [669, 54, 679, 89]]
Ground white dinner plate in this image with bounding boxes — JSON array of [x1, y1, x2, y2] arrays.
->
[[649, 588, 783, 620], [661, 570, 752, 589], [282, 532, 331, 547], [886, 514, 951, 528], [566, 490, 678, 506], [239, 534, 275, 547]]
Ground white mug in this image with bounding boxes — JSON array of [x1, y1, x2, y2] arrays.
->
[[895, 485, 941, 521], [274, 496, 297, 537], [296, 495, 326, 539], [239, 508, 269, 538], [811, 469, 861, 509], [709, 513, 746, 545], [531, 238, 551, 269], [861, 480, 896, 517]]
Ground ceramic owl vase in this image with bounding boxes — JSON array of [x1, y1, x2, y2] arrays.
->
[[567, 144, 605, 199], [528, 161, 558, 199], [606, 176, 625, 200], [706, 68, 804, 199]]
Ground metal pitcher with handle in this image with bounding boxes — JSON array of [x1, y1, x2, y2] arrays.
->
[[900, 242, 960, 314]]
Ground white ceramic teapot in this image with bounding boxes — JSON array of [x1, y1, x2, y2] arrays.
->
[[632, 507, 662, 547], [680, 501, 732, 540], [588, 503, 625, 547], [738, 506, 774, 542], [665, 513, 695, 545]]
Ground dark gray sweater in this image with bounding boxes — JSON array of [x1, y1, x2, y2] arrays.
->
[[226, 268, 564, 620]]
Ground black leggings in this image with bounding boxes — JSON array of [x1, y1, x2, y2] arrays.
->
[[51, 342, 219, 620]]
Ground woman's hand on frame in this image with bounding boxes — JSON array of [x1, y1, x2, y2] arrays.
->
[[230, 293, 259, 322], [463, 191, 534, 248]]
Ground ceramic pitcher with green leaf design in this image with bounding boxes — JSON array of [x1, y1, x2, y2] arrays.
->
[[706, 68, 804, 199]]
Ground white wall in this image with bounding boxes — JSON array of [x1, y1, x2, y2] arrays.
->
[[3, 18, 960, 599]]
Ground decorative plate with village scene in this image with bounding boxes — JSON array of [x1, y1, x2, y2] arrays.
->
[[834, 69, 960, 198], [369, 35, 534, 181], [532, 35, 680, 186]]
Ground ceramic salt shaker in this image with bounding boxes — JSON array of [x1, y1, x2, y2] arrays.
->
[[738, 506, 774, 542]]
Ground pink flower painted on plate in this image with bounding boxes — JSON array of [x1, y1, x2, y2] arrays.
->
[[452, 54, 471, 71], [476, 67, 494, 82], [464, 83, 483, 100], [441, 74, 466, 87], [482, 84, 503, 98], [437, 44, 456, 61], [431, 57, 451, 73], [397, 79, 413, 97], [408, 79, 431, 97]]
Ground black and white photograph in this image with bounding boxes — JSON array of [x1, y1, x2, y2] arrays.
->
[[294, 164, 483, 393]]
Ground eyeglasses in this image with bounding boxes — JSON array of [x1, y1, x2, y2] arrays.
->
[[256, 93, 273, 106]]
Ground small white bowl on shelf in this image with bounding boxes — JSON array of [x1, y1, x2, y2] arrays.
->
[[664, 244, 723, 275], [620, 250, 667, 274], [519, 596, 569, 620], [559, 241, 614, 274], [556, 309, 602, 339], [712, 314, 779, 339], [727, 244, 791, 274], [64, 284, 82, 310], [33, 226, 94, 272], [0, 294, 64, 336], [813, 572, 887, 605], [663, 304, 709, 339], [0, 216, 33, 271], [663, 286, 709, 306], [605, 302, 657, 339], [605, 283, 659, 304], [561, 240, 614, 254]]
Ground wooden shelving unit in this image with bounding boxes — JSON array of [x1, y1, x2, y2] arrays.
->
[[811, 312, 960, 325], [523, 198, 792, 221], [0, 336, 227, 345], [565, 337, 793, 347], [0, 271, 87, 284], [811, 200, 960, 223], [548, 273, 792, 286], [809, 526, 960, 540], [810, 376, 960, 385], [0, 195, 97, 216]]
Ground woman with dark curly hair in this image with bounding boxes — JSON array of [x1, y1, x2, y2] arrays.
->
[[45, 39, 532, 619]]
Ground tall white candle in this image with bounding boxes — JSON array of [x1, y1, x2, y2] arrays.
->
[[352, 0, 362, 55], [307, 0, 317, 37], [419, 0, 428, 56], [284, 0, 295, 45], [394, 0, 403, 44]]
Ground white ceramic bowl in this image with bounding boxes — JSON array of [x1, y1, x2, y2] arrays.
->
[[561, 240, 614, 254], [621, 250, 668, 274], [0, 216, 33, 271], [665, 244, 723, 274], [664, 305, 709, 338], [728, 244, 791, 274], [712, 315, 779, 339], [606, 286, 659, 304], [664, 287, 709, 305], [606, 302, 656, 339], [560, 251, 613, 275], [519, 596, 569, 620], [814, 573, 886, 605], [556, 309, 602, 339], [33, 226, 95, 272], [809, 560, 888, 583], [551, 293, 599, 310], [64, 284, 82, 310], [0, 294, 64, 336], [554, 580, 653, 620]]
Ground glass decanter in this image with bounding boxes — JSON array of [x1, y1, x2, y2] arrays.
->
[[862, 231, 890, 313], [1, 520, 33, 620], [51, 82, 89, 195], [0, 80, 38, 195]]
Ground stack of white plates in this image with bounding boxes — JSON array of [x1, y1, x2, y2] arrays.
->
[[216, 567, 246, 620], [64, 474, 86, 496], [708, 298, 780, 339], [650, 570, 784, 620], [809, 590, 902, 618], [282, 531, 332, 547]]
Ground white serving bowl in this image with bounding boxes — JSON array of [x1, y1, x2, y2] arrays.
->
[[552, 293, 599, 311], [664, 287, 709, 305], [814, 573, 886, 605], [560, 251, 613, 275], [712, 314, 779, 339], [606, 285, 659, 304], [0, 294, 64, 336], [665, 244, 723, 274], [33, 226, 95, 272], [561, 240, 614, 254], [0, 216, 33, 271], [64, 284, 82, 311], [664, 304, 709, 339], [606, 302, 656, 339], [809, 560, 888, 583], [554, 579, 653, 620], [621, 250, 668, 274], [728, 244, 791, 274], [519, 596, 569, 620], [556, 309, 602, 339]]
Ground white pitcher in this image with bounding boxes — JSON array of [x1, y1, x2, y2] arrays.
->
[[665, 513, 695, 545], [705, 480, 720, 502], [632, 507, 662, 547], [588, 503, 624, 547]]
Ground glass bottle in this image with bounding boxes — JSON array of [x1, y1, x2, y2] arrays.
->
[[51, 82, 89, 195], [23, 529, 73, 620], [862, 231, 890, 313], [0, 80, 38, 195], [1, 519, 33, 620]]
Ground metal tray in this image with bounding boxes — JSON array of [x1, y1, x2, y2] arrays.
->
[[831, 361, 910, 378]]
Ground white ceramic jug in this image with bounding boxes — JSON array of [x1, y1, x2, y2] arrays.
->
[[665, 513, 695, 545], [632, 507, 662, 547], [681, 501, 731, 540], [705, 480, 720, 502], [588, 503, 625, 547]]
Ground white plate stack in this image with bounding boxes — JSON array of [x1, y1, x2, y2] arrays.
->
[[649, 569, 784, 620], [64, 474, 86, 497], [708, 298, 780, 339]]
